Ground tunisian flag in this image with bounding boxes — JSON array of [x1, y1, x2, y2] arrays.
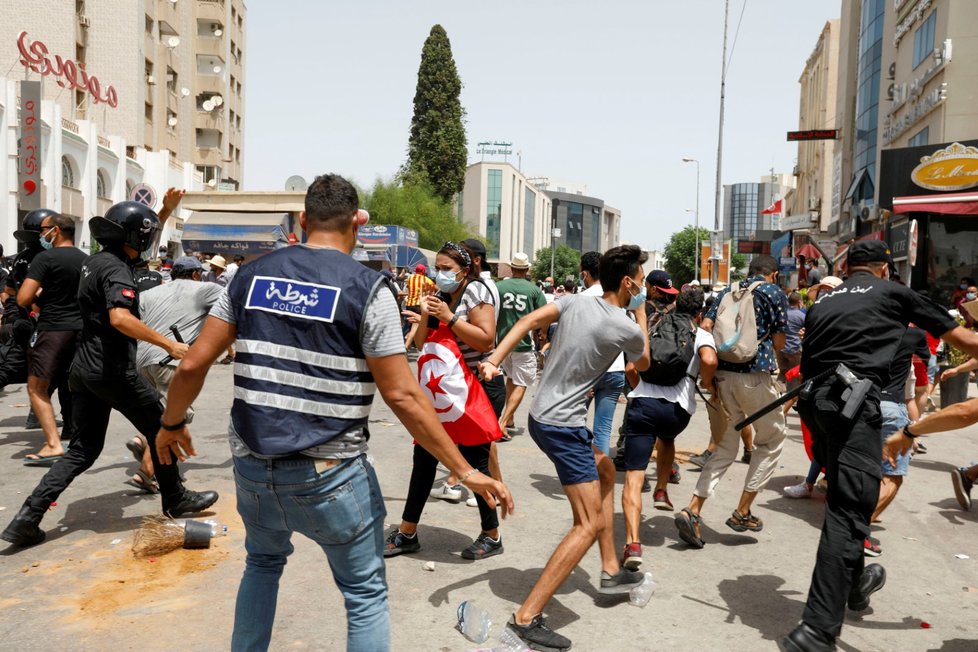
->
[[762, 199, 783, 215], [417, 324, 502, 446]]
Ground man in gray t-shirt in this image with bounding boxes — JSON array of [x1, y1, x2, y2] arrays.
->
[[480, 245, 651, 652]]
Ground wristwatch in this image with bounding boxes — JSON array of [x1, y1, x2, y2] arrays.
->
[[447, 314, 459, 329], [160, 418, 187, 431]]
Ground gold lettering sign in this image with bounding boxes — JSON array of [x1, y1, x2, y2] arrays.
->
[[911, 142, 978, 191]]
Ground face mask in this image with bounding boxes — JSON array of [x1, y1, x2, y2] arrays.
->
[[39, 234, 54, 250], [968, 293, 977, 301], [626, 282, 647, 311], [435, 270, 461, 293], [961, 283, 969, 290]]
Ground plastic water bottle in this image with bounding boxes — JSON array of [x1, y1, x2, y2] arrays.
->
[[457, 601, 492, 643], [496, 625, 530, 651], [628, 572, 656, 607]]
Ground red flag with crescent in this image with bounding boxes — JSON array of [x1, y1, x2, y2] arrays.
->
[[417, 324, 502, 446]]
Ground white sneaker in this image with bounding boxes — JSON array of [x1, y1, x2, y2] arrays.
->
[[466, 496, 478, 507], [783, 482, 813, 499], [429, 482, 462, 502]]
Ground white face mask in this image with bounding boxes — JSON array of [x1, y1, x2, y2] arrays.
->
[[435, 269, 462, 293]]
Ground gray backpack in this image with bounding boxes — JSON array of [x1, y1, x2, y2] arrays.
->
[[713, 281, 766, 363]]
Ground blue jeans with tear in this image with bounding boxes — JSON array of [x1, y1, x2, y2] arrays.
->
[[588, 370, 627, 455], [231, 453, 389, 652]]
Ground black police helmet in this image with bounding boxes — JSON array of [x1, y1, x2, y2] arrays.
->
[[14, 208, 60, 244], [90, 201, 162, 253]]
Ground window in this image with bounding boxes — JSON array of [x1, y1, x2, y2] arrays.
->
[[913, 11, 937, 69], [524, 188, 535, 256], [566, 202, 584, 251], [145, 14, 153, 35], [486, 169, 502, 259], [908, 126, 929, 147], [145, 102, 153, 121], [61, 156, 75, 188], [96, 170, 109, 198], [166, 66, 177, 93], [590, 207, 600, 250]]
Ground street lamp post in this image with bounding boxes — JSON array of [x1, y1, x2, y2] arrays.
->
[[682, 157, 700, 283]]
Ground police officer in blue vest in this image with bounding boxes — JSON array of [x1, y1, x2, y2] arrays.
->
[[157, 174, 514, 652]]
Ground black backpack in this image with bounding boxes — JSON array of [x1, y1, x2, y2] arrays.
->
[[639, 312, 697, 386]]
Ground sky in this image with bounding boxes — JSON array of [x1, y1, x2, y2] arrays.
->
[[242, 0, 841, 252]]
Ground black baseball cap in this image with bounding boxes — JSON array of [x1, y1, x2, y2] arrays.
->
[[460, 239, 487, 261], [848, 240, 893, 265], [646, 269, 679, 295]]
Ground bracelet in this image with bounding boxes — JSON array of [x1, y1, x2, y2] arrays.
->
[[903, 424, 919, 438], [458, 468, 479, 483], [160, 418, 187, 431], [447, 314, 459, 329]]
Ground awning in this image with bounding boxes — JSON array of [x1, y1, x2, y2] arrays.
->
[[845, 167, 873, 201], [386, 245, 429, 270], [893, 192, 978, 215], [182, 212, 290, 255]]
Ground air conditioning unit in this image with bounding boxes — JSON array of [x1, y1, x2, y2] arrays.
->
[[808, 197, 820, 211], [78, 15, 91, 28], [146, 75, 156, 84], [887, 62, 895, 80], [886, 83, 895, 100]]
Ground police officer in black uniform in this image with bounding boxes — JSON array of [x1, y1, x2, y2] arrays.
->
[[783, 240, 978, 651], [1, 202, 218, 547]]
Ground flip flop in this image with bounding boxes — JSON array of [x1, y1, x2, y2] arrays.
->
[[24, 453, 64, 467], [126, 435, 147, 463], [126, 469, 159, 494]]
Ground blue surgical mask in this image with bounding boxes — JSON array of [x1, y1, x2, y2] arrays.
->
[[961, 283, 969, 290], [967, 292, 977, 301], [39, 233, 54, 250], [435, 270, 461, 293], [626, 282, 647, 311]]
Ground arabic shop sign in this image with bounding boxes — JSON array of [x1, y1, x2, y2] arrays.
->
[[18, 80, 41, 210], [477, 141, 513, 156], [911, 142, 978, 192], [17, 31, 118, 108]]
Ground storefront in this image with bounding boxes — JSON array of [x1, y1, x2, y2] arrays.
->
[[879, 140, 978, 305]]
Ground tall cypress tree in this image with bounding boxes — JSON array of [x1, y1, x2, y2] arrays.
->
[[406, 25, 467, 203]]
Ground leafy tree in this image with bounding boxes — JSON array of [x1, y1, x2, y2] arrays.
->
[[359, 177, 471, 251], [406, 25, 467, 203], [531, 245, 581, 283], [663, 226, 711, 285], [730, 253, 748, 281]]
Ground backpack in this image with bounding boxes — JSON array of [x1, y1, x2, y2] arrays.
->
[[712, 280, 766, 363], [639, 312, 697, 386]]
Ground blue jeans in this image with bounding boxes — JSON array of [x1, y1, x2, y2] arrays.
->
[[588, 371, 626, 455], [880, 401, 911, 476], [231, 454, 389, 652]]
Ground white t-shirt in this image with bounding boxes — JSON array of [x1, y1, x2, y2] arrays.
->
[[629, 327, 716, 415], [582, 282, 626, 373]]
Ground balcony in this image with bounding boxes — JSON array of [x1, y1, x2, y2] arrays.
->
[[196, 37, 224, 58], [196, 0, 225, 22], [61, 187, 84, 218]]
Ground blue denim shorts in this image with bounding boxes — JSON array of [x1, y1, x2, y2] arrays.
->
[[880, 400, 911, 476], [622, 397, 692, 471], [528, 415, 599, 485]]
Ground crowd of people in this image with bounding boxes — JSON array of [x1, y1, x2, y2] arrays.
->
[[1, 174, 976, 652]]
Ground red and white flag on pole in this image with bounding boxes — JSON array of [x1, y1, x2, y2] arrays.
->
[[417, 324, 502, 446], [762, 199, 783, 215]]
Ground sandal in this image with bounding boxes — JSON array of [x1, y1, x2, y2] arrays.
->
[[674, 508, 705, 548], [725, 509, 764, 533], [126, 435, 147, 463], [126, 469, 159, 494]]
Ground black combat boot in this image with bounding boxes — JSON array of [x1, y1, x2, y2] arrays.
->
[[1, 498, 49, 547]]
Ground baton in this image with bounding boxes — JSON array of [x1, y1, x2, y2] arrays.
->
[[734, 366, 837, 431], [158, 324, 184, 367]]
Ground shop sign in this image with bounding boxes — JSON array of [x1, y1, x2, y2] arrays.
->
[[17, 31, 118, 108], [895, 0, 933, 46], [476, 141, 513, 156], [779, 213, 816, 231], [909, 219, 919, 266], [882, 86, 944, 145], [17, 80, 41, 210], [910, 142, 978, 191], [890, 222, 910, 260]]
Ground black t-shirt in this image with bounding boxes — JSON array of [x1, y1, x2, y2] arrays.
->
[[2, 246, 40, 324], [802, 272, 957, 386], [74, 249, 140, 377], [134, 269, 164, 293], [880, 327, 931, 402], [25, 246, 87, 331]]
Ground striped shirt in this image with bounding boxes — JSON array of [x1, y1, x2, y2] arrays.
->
[[405, 273, 434, 307]]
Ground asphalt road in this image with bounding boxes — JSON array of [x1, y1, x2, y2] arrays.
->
[[1, 363, 977, 651]]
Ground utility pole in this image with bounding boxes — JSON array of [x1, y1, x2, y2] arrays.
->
[[683, 158, 700, 283], [713, 0, 730, 286]]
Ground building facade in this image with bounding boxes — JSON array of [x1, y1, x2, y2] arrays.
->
[[459, 161, 622, 266], [723, 175, 794, 249], [0, 74, 202, 256], [789, 19, 840, 233], [0, 0, 245, 191]]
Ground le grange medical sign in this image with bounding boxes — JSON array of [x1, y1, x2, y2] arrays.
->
[[17, 31, 118, 108]]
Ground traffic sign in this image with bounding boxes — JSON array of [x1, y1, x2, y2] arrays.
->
[[130, 183, 157, 208]]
